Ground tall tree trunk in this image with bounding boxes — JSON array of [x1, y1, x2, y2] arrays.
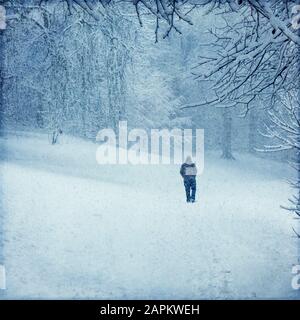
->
[[221, 108, 235, 160], [105, 7, 127, 130], [248, 109, 256, 153], [80, 54, 87, 138]]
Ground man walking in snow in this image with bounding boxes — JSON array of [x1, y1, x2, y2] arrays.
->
[[180, 156, 197, 203]]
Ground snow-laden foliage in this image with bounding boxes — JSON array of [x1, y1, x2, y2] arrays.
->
[[189, 1, 300, 111], [261, 89, 300, 236], [1, 1, 186, 137]]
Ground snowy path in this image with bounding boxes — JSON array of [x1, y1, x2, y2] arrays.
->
[[0, 132, 298, 299]]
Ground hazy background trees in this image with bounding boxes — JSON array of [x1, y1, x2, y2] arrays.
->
[[0, 0, 297, 165]]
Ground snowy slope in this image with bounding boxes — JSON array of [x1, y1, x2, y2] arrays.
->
[[0, 131, 298, 299]]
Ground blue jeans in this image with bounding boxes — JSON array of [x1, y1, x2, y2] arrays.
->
[[184, 176, 196, 202]]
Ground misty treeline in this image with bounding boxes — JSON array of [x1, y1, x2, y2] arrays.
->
[[0, 1, 184, 138], [1, 0, 295, 159]]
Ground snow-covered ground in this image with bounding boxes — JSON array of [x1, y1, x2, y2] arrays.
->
[[0, 131, 299, 299]]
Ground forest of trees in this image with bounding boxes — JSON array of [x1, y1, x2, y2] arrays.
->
[[0, 1, 188, 136], [1, 1, 295, 157]]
